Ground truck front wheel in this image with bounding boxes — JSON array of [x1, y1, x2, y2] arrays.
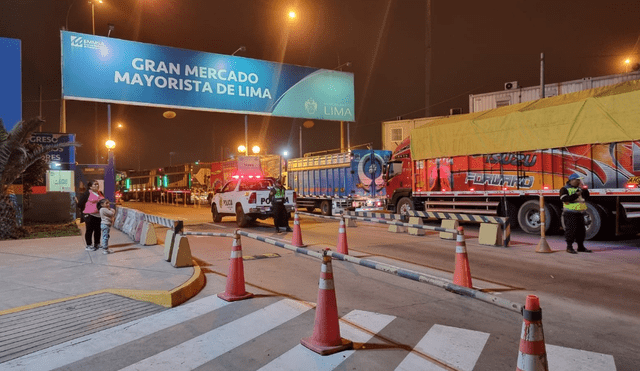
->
[[396, 197, 414, 216], [236, 204, 250, 228]]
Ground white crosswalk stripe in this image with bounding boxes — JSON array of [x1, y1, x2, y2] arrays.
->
[[546, 344, 617, 371], [120, 299, 311, 371], [0, 294, 618, 371], [395, 325, 490, 371], [259, 310, 396, 371]]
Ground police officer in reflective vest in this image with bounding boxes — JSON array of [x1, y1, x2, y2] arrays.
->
[[560, 173, 592, 254], [269, 179, 292, 233]]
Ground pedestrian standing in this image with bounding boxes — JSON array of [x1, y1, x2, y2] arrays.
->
[[98, 198, 115, 254], [560, 173, 592, 254], [83, 181, 104, 251], [269, 179, 292, 233]]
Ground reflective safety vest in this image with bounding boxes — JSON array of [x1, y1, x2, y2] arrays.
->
[[563, 187, 587, 212], [273, 187, 285, 201]]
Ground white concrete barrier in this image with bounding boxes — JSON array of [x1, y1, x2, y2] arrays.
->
[[407, 216, 426, 236], [171, 234, 193, 267], [439, 219, 459, 240]]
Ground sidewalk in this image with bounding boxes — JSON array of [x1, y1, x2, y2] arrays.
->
[[0, 224, 204, 315]]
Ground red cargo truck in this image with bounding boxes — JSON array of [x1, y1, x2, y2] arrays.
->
[[385, 81, 640, 239]]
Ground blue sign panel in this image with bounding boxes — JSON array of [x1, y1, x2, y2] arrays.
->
[[29, 133, 76, 164], [61, 31, 355, 122], [0, 38, 22, 131]]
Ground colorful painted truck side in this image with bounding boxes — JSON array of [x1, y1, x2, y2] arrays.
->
[[385, 81, 640, 239]]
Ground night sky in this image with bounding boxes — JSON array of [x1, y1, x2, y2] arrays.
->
[[1, 0, 638, 170]]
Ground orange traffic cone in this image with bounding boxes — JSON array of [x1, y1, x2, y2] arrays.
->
[[516, 295, 549, 371], [301, 249, 353, 355], [336, 217, 349, 255], [453, 226, 473, 288], [217, 232, 253, 302], [292, 212, 305, 247]]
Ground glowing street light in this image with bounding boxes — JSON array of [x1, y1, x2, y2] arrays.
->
[[238, 145, 247, 155], [105, 139, 116, 150], [288, 10, 296, 19], [252, 145, 261, 154], [625, 58, 631, 73]]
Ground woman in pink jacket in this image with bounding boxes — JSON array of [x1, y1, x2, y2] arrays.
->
[[82, 181, 104, 251]]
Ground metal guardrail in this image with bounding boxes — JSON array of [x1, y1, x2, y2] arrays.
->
[[181, 227, 523, 314], [296, 211, 459, 234], [344, 211, 406, 220], [405, 210, 508, 226]]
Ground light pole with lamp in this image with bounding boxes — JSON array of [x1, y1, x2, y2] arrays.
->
[[104, 139, 116, 202], [334, 61, 352, 152], [231, 46, 249, 156], [625, 58, 631, 73]]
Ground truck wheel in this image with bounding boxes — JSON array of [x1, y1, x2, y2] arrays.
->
[[320, 200, 332, 216], [212, 204, 222, 223], [561, 202, 604, 240], [517, 199, 558, 234], [236, 204, 250, 228], [396, 197, 414, 216]]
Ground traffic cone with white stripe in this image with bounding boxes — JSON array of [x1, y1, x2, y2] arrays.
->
[[292, 211, 305, 247], [336, 217, 349, 255], [453, 226, 473, 288], [301, 249, 353, 355], [516, 295, 549, 371], [218, 232, 253, 302]]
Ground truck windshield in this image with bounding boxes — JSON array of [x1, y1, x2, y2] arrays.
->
[[387, 161, 402, 178]]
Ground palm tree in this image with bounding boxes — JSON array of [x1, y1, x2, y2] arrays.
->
[[0, 117, 80, 239]]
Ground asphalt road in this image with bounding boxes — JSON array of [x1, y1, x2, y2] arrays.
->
[[118, 201, 640, 369]]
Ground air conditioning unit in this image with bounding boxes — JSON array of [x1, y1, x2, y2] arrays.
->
[[504, 81, 519, 90], [449, 108, 463, 115]]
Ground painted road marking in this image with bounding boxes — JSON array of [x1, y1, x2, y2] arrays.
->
[[395, 324, 490, 371], [119, 299, 311, 371], [258, 310, 396, 371], [0, 295, 230, 371], [547, 344, 617, 371]]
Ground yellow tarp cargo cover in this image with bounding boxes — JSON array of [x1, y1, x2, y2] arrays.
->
[[410, 80, 640, 160]]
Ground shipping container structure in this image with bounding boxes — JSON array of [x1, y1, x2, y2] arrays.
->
[[288, 149, 392, 215], [385, 80, 640, 239], [469, 71, 640, 113]]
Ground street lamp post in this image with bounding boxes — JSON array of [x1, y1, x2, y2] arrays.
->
[[105, 139, 116, 202], [231, 46, 249, 158], [335, 61, 352, 152]]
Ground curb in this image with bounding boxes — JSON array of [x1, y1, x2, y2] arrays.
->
[[0, 259, 206, 316]]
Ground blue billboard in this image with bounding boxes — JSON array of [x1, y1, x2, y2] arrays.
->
[[29, 133, 76, 165], [0, 38, 22, 131], [61, 31, 355, 122]]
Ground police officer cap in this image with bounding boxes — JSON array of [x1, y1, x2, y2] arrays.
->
[[568, 173, 582, 181]]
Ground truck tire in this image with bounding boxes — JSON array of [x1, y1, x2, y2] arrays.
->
[[560, 202, 604, 240], [236, 204, 250, 228], [211, 204, 222, 223], [396, 197, 414, 216], [517, 199, 558, 234], [320, 200, 332, 216]]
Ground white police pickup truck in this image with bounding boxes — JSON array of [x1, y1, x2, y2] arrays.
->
[[210, 177, 296, 227]]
